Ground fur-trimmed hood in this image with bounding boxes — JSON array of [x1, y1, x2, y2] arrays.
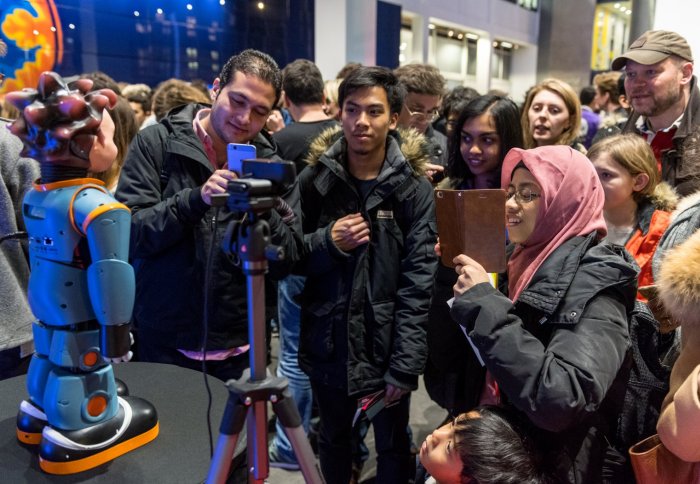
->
[[658, 229, 700, 327], [651, 190, 700, 280], [648, 182, 679, 212], [304, 125, 433, 177], [670, 190, 700, 224]]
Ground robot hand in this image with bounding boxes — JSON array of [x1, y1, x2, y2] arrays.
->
[[104, 332, 134, 364], [104, 350, 134, 364], [100, 324, 133, 363]]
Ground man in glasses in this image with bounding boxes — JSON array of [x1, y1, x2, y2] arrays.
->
[[395, 64, 447, 182]]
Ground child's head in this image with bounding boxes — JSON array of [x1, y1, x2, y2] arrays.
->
[[588, 134, 658, 207], [419, 406, 546, 484]]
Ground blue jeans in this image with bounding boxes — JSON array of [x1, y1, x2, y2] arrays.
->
[[269, 275, 312, 463]]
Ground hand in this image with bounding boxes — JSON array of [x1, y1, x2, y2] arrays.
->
[[104, 350, 133, 364], [101, 327, 133, 363], [265, 109, 285, 133], [434, 236, 442, 257], [331, 213, 370, 251], [384, 383, 409, 405], [201, 169, 238, 205], [453, 254, 490, 297], [424, 163, 445, 183]]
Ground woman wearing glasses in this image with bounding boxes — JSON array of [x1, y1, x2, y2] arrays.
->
[[448, 145, 637, 482]]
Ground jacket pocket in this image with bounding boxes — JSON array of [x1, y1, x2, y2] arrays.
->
[[370, 300, 395, 367], [303, 300, 341, 361]]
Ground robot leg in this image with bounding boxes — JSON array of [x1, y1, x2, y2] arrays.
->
[[17, 321, 53, 444], [35, 326, 158, 474]]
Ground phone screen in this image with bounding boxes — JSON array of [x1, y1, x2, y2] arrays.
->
[[227, 143, 257, 175]]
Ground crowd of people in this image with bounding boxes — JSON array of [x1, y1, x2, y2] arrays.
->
[[2, 28, 700, 483]]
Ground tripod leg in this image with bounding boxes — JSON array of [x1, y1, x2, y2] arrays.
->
[[207, 393, 249, 484], [247, 400, 268, 483], [272, 391, 325, 484]]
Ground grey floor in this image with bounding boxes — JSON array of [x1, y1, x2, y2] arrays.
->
[[266, 331, 445, 484]]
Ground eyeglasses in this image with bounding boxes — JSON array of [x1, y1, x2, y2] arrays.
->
[[404, 104, 440, 123], [506, 187, 541, 204]]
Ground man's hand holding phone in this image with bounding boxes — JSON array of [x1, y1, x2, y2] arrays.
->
[[201, 169, 238, 206]]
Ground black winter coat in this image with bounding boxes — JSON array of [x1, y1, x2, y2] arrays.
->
[[451, 234, 637, 483], [115, 103, 299, 350], [297, 127, 438, 395]]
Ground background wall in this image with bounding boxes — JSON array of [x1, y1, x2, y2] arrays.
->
[[0, 0, 316, 92], [653, 0, 700, 60]]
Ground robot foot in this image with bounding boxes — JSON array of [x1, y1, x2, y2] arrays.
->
[[17, 400, 48, 445], [16, 381, 130, 446], [38, 396, 159, 475]]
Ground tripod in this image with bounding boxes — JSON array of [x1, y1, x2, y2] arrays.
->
[[206, 194, 324, 484]]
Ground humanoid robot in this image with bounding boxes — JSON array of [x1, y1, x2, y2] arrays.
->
[[7, 72, 158, 474]]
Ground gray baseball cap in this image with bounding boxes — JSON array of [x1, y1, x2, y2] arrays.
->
[[612, 30, 693, 70]]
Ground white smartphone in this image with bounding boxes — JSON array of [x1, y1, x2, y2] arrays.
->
[[227, 143, 257, 175]]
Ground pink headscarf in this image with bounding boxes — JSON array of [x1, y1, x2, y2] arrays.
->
[[501, 145, 607, 302]]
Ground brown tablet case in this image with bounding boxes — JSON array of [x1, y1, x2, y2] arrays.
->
[[434, 189, 506, 272]]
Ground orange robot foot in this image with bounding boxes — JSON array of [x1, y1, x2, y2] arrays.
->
[[38, 396, 159, 475]]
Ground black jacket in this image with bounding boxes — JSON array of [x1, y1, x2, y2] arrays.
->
[[622, 76, 700, 197], [297, 127, 438, 395], [115, 103, 298, 350], [451, 234, 637, 483]]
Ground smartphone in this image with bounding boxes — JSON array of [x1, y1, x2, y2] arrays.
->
[[227, 143, 257, 175]]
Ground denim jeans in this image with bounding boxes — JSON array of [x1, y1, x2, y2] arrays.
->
[[269, 274, 313, 463]]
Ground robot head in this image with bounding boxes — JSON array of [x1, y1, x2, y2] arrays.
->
[[5, 71, 118, 171]]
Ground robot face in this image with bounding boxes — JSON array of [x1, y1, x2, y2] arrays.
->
[[86, 110, 118, 173]]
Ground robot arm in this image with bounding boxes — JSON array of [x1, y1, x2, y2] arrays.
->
[[74, 188, 135, 360]]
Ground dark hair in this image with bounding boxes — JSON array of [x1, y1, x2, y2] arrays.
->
[[338, 66, 406, 116], [579, 86, 596, 106], [336, 62, 363, 80], [152, 78, 210, 121], [81, 71, 122, 95], [394, 63, 446, 97], [282, 59, 324, 105], [189, 79, 211, 99], [454, 406, 549, 484], [218, 49, 282, 106], [122, 84, 152, 115], [441, 85, 480, 118], [446, 94, 523, 185]]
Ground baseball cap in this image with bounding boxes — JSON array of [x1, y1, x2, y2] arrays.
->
[[612, 30, 694, 70]]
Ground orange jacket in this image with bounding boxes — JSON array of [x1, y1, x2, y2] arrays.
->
[[626, 206, 671, 301]]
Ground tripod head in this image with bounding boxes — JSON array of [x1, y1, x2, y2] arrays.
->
[[220, 159, 296, 270]]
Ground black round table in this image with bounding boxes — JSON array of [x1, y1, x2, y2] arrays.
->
[[0, 362, 244, 483]]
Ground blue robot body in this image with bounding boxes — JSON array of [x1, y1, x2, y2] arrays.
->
[[23, 181, 134, 327], [23, 179, 133, 431], [11, 73, 158, 473]]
